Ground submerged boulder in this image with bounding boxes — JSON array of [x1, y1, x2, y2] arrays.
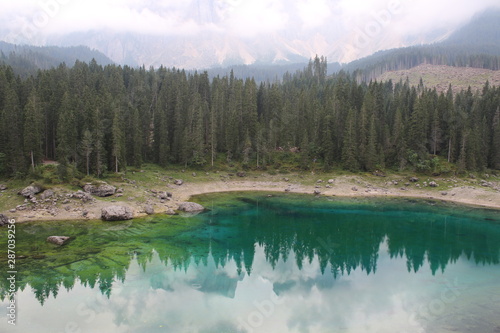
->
[[178, 202, 205, 213], [0, 214, 10, 227], [47, 236, 70, 246], [83, 184, 116, 197], [101, 205, 134, 221]]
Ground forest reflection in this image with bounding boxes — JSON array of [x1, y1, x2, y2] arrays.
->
[[1, 195, 499, 305]]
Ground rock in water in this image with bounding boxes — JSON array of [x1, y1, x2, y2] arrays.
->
[[178, 202, 205, 212], [83, 184, 116, 197], [19, 184, 43, 198], [101, 205, 134, 221], [165, 208, 177, 215], [47, 236, 70, 246], [174, 179, 184, 186]]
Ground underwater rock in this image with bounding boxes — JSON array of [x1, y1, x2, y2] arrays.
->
[[178, 202, 205, 213], [101, 205, 134, 221], [47, 236, 70, 246], [0, 214, 10, 226]]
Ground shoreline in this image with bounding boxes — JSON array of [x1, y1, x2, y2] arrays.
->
[[180, 180, 500, 210], [3, 175, 499, 223]]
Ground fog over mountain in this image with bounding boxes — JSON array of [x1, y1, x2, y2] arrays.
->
[[1, 0, 499, 68]]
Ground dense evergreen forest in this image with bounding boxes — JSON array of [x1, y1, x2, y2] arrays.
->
[[0, 56, 499, 180]]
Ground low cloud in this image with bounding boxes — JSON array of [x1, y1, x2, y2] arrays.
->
[[1, 0, 499, 60]]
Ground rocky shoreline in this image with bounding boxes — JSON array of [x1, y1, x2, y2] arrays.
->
[[0, 174, 499, 223]]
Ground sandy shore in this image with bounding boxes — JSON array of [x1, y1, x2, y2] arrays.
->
[[176, 177, 500, 210], [2, 175, 499, 223]]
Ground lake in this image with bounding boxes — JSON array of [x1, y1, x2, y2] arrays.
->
[[1, 192, 499, 333]]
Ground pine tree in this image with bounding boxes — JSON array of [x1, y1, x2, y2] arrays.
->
[[111, 104, 126, 173], [392, 108, 407, 170], [342, 108, 359, 171], [23, 89, 43, 171], [80, 129, 93, 176], [131, 107, 143, 168], [492, 107, 500, 169], [365, 115, 378, 171], [2, 86, 25, 174]]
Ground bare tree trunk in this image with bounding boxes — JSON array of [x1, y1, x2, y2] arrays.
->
[[30, 151, 35, 172], [447, 138, 452, 163], [86, 153, 90, 176]]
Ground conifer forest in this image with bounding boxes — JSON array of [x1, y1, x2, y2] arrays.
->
[[0, 56, 499, 179]]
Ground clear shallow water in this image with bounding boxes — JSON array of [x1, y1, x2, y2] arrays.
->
[[1, 193, 500, 333]]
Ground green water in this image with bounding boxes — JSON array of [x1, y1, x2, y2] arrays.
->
[[1, 192, 500, 333]]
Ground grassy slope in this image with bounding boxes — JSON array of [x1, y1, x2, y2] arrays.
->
[[376, 64, 500, 94]]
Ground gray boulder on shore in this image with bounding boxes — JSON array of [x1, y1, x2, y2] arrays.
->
[[178, 202, 205, 213], [19, 184, 43, 198], [84, 184, 116, 197], [144, 205, 154, 215], [101, 205, 134, 221], [71, 190, 94, 203], [41, 189, 55, 200]]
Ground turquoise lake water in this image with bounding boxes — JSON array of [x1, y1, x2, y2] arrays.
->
[[1, 192, 499, 332]]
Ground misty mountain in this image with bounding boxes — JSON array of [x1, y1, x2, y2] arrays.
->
[[340, 8, 500, 80], [443, 9, 500, 53], [0, 42, 114, 76]]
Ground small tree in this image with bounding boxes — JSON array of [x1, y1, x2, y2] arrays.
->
[[80, 129, 93, 176]]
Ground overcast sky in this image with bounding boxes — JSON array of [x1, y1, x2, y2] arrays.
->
[[1, 0, 500, 62]]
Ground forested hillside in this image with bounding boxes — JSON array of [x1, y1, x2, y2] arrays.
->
[[0, 57, 499, 180], [0, 41, 114, 78], [343, 9, 500, 82]]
